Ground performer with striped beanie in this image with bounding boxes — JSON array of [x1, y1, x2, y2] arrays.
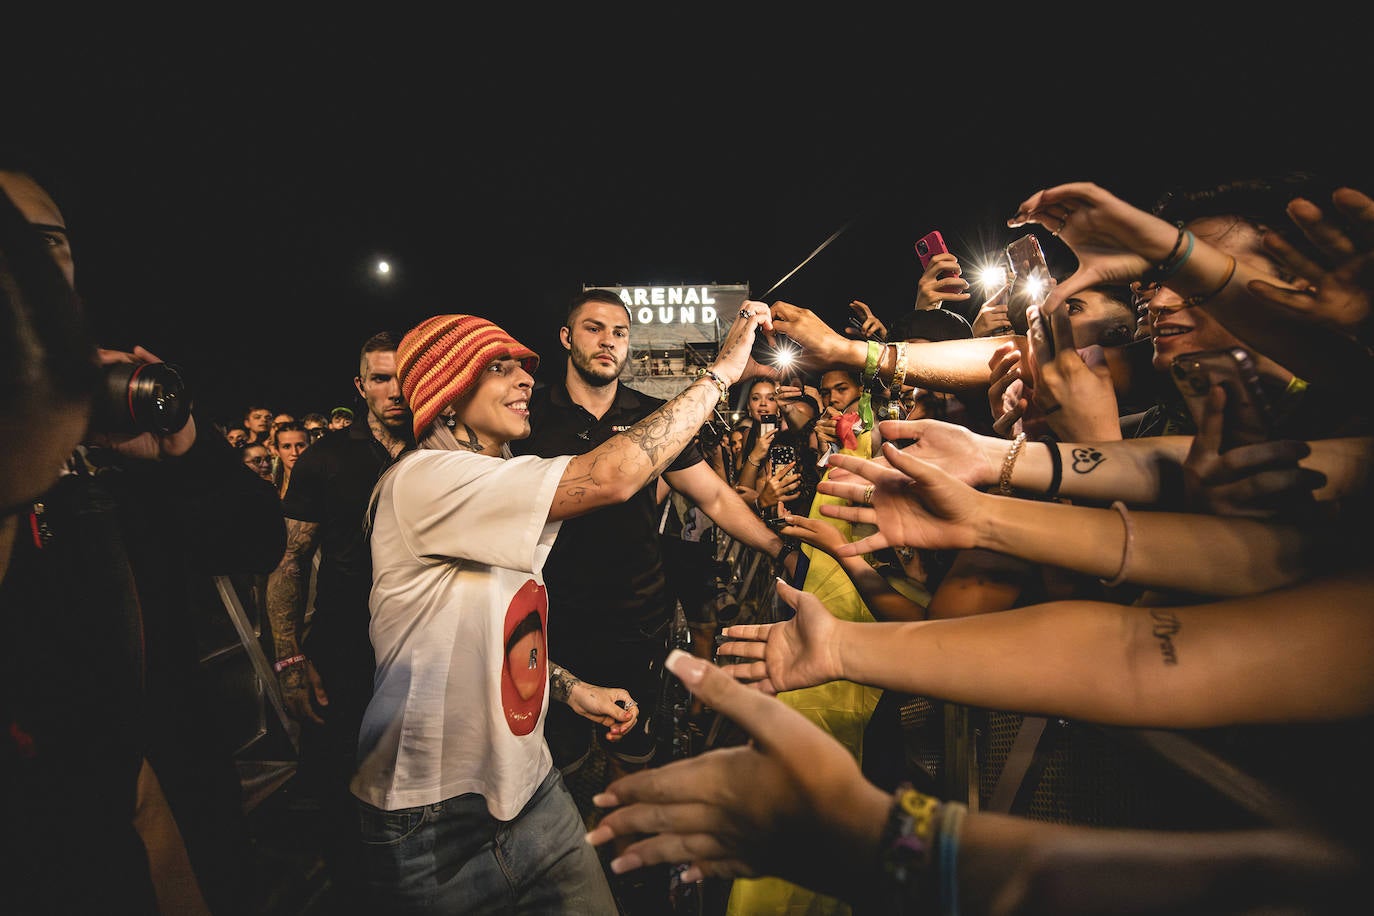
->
[[351, 305, 773, 912]]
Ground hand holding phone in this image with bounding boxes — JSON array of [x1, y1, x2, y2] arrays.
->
[[768, 443, 797, 467], [1005, 234, 1051, 335], [1170, 348, 1274, 451], [916, 230, 954, 279]]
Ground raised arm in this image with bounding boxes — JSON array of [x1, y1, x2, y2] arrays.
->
[[548, 303, 768, 521], [769, 300, 1007, 393]]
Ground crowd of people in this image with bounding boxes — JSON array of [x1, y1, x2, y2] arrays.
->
[[3, 138, 1371, 916]]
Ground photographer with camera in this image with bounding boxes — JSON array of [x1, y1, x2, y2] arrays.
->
[[0, 154, 286, 915]]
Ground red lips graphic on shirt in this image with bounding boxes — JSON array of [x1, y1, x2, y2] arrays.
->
[[501, 579, 548, 735]]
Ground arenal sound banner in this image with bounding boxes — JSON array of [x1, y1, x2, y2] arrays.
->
[[586, 284, 750, 350]]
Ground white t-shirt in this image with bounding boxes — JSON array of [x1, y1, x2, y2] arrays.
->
[[350, 448, 573, 820]]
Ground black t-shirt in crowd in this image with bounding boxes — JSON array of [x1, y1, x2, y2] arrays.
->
[[511, 379, 703, 645]]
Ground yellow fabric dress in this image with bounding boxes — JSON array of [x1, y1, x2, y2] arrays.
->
[[725, 430, 884, 916]]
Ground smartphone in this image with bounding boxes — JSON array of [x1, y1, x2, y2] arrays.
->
[[769, 443, 797, 467], [765, 514, 791, 531], [1005, 233, 1051, 336], [915, 229, 953, 279], [758, 413, 780, 437], [1169, 348, 1274, 451]]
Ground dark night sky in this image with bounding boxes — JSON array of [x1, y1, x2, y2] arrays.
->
[[7, 21, 1368, 427]]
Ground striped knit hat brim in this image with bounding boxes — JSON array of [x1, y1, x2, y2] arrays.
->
[[397, 314, 539, 439]]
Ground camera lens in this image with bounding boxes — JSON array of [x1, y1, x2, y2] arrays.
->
[[93, 361, 192, 435]]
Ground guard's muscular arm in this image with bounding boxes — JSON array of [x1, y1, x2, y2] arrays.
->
[[265, 517, 327, 723]]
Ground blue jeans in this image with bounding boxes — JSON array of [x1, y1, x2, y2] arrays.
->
[[357, 765, 616, 914]]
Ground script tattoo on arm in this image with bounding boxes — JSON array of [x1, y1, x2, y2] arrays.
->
[[1070, 446, 1106, 475], [549, 662, 582, 704], [1149, 608, 1181, 665]]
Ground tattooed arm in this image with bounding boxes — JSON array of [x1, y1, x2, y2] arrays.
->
[[720, 570, 1374, 728], [548, 304, 770, 521], [550, 662, 639, 742], [868, 418, 1370, 508], [265, 517, 327, 724], [818, 448, 1321, 597]]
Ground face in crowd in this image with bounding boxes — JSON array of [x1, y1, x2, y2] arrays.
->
[[241, 444, 273, 481], [354, 353, 411, 435], [818, 370, 861, 415], [563, 298, 631, 388], [245, 408, 272, 438], [1143, 215, 1307, 374], [746, 379, 778, 421], [273, 426, 309, 476]]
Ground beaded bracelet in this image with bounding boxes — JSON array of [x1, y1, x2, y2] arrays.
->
[[273, 653, 306, 673], [998, 432, 1027, 496], [879, 783, 940, 880], [879, 783, 944, 911], [698, 368, 730, 400]]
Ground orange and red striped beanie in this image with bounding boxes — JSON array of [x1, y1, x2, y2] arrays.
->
[[396, 314, 539, 439]]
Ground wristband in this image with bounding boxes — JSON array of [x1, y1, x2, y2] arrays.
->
[[879, 783, 942, 910], [273, 653, 306, 673], [1040, 436, 1063, 501]]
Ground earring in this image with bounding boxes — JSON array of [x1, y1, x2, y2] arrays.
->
[[443, 413, 457, 430]]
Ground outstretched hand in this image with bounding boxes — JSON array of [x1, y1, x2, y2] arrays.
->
[[1251, 187, 1374, 339], [817, 443, 986, 557], [587, 646, 890, 899], [1182, 384, 1325, 519]]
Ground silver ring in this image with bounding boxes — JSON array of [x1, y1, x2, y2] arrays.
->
[[739, 307, 752, 319]]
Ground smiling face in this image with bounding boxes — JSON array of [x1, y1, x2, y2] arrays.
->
[[453, 356, 535, 453], [1146, 216, 1304, 374], [563, 299, 630, 387]]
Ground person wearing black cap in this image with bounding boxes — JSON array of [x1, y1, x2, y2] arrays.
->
[[328, 405, 354, 429]]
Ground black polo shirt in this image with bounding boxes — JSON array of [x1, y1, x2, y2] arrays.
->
[[511, 379, 703, 641], [281, 422, 397, 643]]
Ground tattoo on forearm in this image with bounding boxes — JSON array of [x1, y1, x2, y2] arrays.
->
[[556, 381, 716, 506], [549, 663, 581, 704], [1149, 608, 1180, 665], [1070, 446, 1106, 475]]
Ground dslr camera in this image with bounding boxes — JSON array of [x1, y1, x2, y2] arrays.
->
[[91, 360, 192, 435]]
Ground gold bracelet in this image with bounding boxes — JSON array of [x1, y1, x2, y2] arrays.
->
[[998, 432, 1027, 496], [1181, 255, 1236, 308]]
